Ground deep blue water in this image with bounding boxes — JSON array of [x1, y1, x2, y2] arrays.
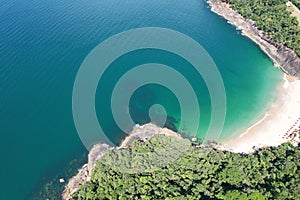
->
[[0, 0, 281, 199]]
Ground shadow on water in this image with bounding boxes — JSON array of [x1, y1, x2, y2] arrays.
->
[[28, 152, 87, 200], [129, 84, 180, 132]]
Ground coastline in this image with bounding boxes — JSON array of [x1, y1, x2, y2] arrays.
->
[[63, 86, 300, 197], [223, 74, 300, 153], [207, 0, 300, 78], [207, 0, 300, 152], [60, 1, 300, 197], [62, 123, 183, 200]]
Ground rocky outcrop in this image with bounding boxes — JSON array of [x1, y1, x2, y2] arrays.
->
[[62, 143, 111, 200], [120, 123, 182, 148], [208, 0, 300, 79], [62, 123, 182, 200]]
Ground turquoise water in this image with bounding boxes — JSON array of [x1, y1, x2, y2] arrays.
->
[[0, 0, 282, 199]]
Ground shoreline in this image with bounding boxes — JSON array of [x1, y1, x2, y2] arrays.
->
[[62, 123, 182, 200], [61, 2, 300, 197], [62, 87, 300, 197], [207, 0, 300, 152], [207, 0, 300, 78], [223, 74, 300, 153]]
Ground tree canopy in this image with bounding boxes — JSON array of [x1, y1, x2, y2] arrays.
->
[[222, 0, 300, 56], [291, 0, 300, 8], [73, 135, 300, 199]]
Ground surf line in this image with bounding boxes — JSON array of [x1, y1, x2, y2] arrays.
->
[[239, 113, 270, 138]]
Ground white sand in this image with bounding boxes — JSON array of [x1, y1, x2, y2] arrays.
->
[[223, 74, 300, 153]]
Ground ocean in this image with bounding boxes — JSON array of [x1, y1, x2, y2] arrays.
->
[[0, 0, 281, 199]]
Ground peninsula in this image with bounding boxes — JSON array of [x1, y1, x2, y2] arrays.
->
[[63, 124, 300, 199], [62, 124, 186, 199]]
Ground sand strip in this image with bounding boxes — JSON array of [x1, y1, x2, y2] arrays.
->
[[223, 75, 300, 153]]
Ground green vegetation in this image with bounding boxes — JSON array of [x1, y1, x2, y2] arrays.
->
[[222, 0, 300, 56], [73, 135, 300, 199], [291, 0, 300, 8]]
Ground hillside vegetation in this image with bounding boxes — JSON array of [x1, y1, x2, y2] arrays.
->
[[222, 0, 300, 56], [291, 0, 300, 8], [73, 135, 300, 200]]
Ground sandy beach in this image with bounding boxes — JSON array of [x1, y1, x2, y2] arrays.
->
[[207, 0, 300, 153], [223, 74, 300, 153]]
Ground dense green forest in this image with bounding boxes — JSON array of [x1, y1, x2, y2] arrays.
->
[[73, 135, 300, 199], [222, 0, 300, 56]]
